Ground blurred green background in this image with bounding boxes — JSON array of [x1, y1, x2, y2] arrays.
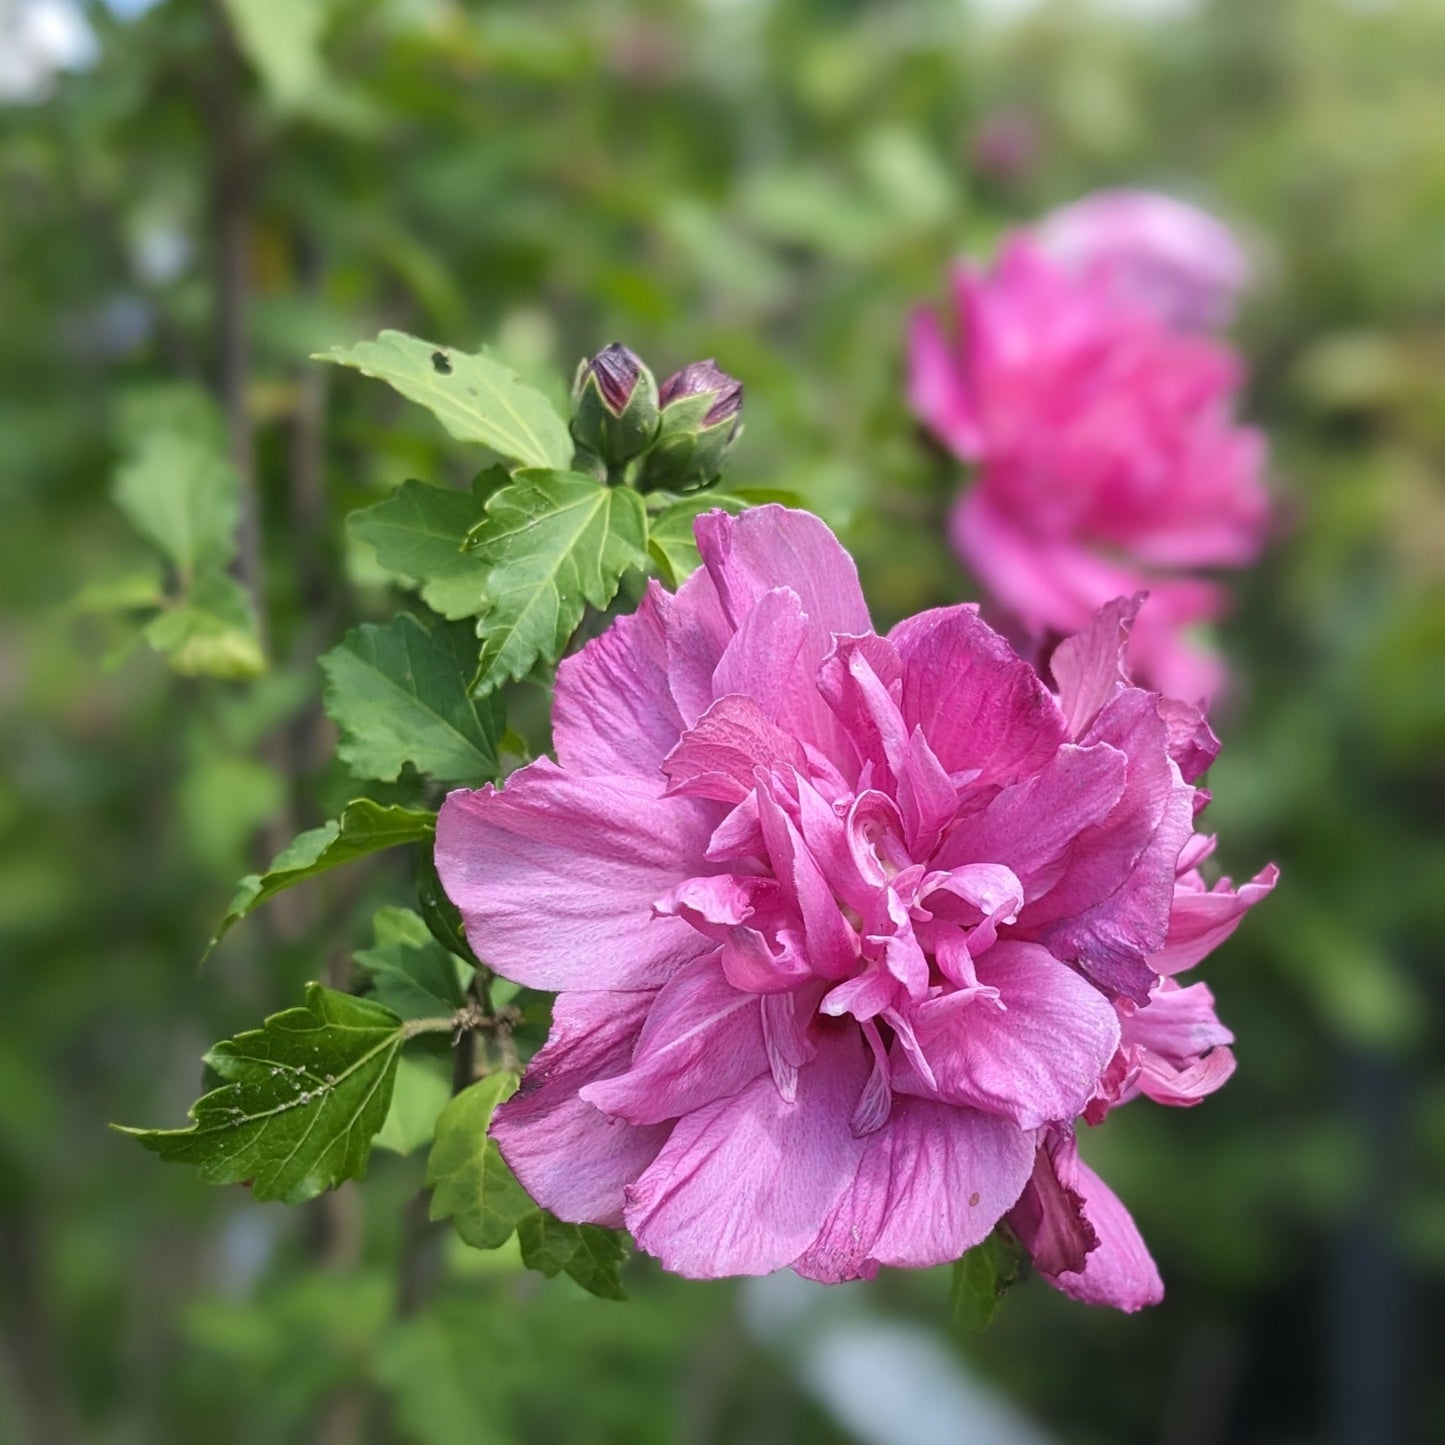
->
[[2, 0, 1442, 1442]]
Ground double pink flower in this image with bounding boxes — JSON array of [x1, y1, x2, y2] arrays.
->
[[910, 196, 1270, 703], [437, 507, 1274, 1308]]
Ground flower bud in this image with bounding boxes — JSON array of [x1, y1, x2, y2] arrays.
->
[[571, 343, 660, 469], [638, 360, 743, 492]]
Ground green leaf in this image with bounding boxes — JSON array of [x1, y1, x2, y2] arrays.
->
[[212, 800, 435, 951], [348, 473, 503, 620], [415, 849, 479, 966], [143, 572, 265, 679], [320, 613, 503, 787], [646, 493, 750, 587], [317, 331, 572, 470], [516, 1212, 629, 1300], [355, 906, 473, 1021], [374, 1053, 454, 1157], [221, 0, 328, 108], [117, 985, 405, 1204], [466, 470, 649, 694], [427, 1073, 534, 1251], [951, 1227, 1027, 1330], [113, 431, 240, 580]]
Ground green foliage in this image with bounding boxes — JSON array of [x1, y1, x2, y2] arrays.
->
[[142, 572, 266, 679], [465, 469, 649, 694], [118, 985, 410, 1204], [113, 430, 240, 581], [348, 473, 500, 619], [427, 1073, 533, 1251], [374, 1054, 455, 1157], [355, 906, 474, 1021], [320, 613, 504, 786], [213, 801, 435, 950], [950, 1227, 1027, 1330], [516, 1213, 630, 1301], [319, 331, 574, 470], [646, 492, 750, 585]]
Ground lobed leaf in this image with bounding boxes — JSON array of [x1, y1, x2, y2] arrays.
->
[[117, 985, 406, 1204], [348, 471, 503, 620], [516, 1213, 629, 1300], [320, 613, 503, 787], [355, 906, 473, 1021], [113, 430, 240, 580], [466, 469, 648, 694], [317, 331, 572, 471], [212, 800, 435, 952]]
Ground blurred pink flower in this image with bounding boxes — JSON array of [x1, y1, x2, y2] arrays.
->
[[1036, 188, 1248, 333], [436, 510, 1274, 1306], [910, 238, 1269, 702]]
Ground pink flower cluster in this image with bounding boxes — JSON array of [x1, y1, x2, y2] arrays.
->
[[909, 193, 1270, 703], [437, 506, 1274, 1308]]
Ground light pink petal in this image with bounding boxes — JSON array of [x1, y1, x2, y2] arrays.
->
[[1154, 863, 1278, 975], [662, 693, 808, 804], [695, 505, 872, 638], [1020, 690, 1196, 1003], [1050, 595, 1142, 739], [937, 742, 1128, 893], [710, 586, 812, 719], [624, 1027, 871, 1278], [1122, 979, 1233, 1063], [580, 956, 766, 1126], [662, 555, 735, 728], [492, 990, 670, 1228], [1050, 1159, 1164, 1311], [902, 941, 1121, 1131], [1158, 696, 1220, 783], [889, 604, 1070, 787], [1138, 1046, 1236, 1106], [908, 306, 982, 459], [437, 760, 716, 991], [552, 580, 683, 782], [793, 1100, 1035, 1282]]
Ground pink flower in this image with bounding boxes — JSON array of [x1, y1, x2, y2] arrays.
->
[[909, 238, 1269, 702], [1036, 188, 1248, 334], [436, 509, 1275, 1305]]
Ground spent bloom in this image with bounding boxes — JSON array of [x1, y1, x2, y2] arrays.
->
[[1036, 189, 1248, 333], [909, 238, 1270, 702], [437, 507, 1274, 1306]]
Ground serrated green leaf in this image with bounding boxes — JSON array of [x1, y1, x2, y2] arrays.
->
[[320, 613, 503, 787], [415, 849, 480, 966], [646, 493, 750, 587], [113, 431, 240, 580], [516, 1212, 629, 1299], [466, 470, 649, 693], [374, 1053, 454, 1157], [317, 331, 572, 470], [348, 472, 505, 620], [212, 800, 435, 951], [117, 984, 405, 1203], [427, 1073, 534, 1251], [144, 571, 266, 679], [951, 1227, 1027, 1330], [355, 906, 473, 1021]]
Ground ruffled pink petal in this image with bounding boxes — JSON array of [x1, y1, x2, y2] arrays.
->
[[890, 604, 1070, 786], [1049, 595, 1142, 739], [663, 694, 808, 804], [552, 580, 683, 782], [901, 942, 1122, 1130], [436, 760, 717, 991], [1153, 863, 1278, 975], [580, 956, 767, 1126], [792, 1100, 1035, 1282], [1049, 1158, 1164, 1311], [492, 990, 670, 1228], [907, 307, 982, 459], [624, 1027, 871, 1278], [695, 504, 872, 639]]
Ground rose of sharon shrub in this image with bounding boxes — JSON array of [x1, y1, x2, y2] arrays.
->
[[1036, 189, 1249, 333], [909, 238, 1270, 703], [436, 508, 1275, 1307]]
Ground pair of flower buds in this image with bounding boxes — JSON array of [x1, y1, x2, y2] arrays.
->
[[572, 343, 743, 491]]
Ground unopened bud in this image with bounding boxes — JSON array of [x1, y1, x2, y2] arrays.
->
[[639, 360, 743, 492], [571, 343, 659, 468]]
